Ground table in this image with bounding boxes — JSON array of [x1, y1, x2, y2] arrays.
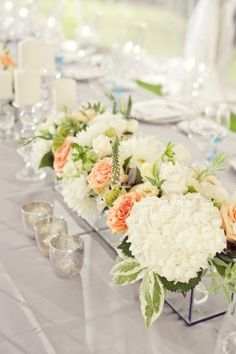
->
[[0, 82, 235, 354]]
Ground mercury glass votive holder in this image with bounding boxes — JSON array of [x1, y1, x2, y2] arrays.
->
[[21, 201, 53, 238], [49, 235, 84, 279], [34, 217, 68, 257]]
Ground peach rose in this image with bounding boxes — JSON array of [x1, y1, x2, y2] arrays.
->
[[88, 158, 112, 194], [221, 203, 236, 242], [107, 192, 143, 234], [54, 140, 72, 172], [0, 54, 15, 69]]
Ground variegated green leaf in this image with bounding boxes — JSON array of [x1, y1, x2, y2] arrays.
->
[[111, 257, 145, 286], [139, 270, 165, 328]]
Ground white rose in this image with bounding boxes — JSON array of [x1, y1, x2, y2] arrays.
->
[[174, 144, 191, 163], [131, 182, 158, 196], [92, 134, 112, 157], [140, 162, 153, 179], [200, 181, 229, 204], [160, 162, 189, 196]]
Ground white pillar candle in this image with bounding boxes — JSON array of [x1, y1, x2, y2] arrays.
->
[[41, 45, 55, 76], [54, 78, 77, 111], [14, 69, 41, 107], [0, 70, 13, 100], [18, 37, 43, 71]]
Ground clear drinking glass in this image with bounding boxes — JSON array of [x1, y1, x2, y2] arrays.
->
[[34, 217, 68, 256], [188, 101, 230, 161], [49, 235, 84, 279]]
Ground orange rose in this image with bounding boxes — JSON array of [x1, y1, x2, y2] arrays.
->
[[54, 140, 72, 172], [221, 203, 236, 242], [107, 192, 143, 234], [0, 54, 15, 69], [87, 158, 112, 194]]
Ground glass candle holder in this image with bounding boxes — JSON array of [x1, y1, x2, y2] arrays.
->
[[0, 100, 15, 141], [34, 217, 68, 257], [21, 201, 53, 238], [49, 235, 84, 279], [15, 102, 46, 182]]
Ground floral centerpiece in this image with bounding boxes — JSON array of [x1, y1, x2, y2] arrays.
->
[[31, 93, 236, 327]]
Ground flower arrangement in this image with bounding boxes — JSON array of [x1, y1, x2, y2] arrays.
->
[[31, 94, 236, 327], [0, 43, 15, 70]]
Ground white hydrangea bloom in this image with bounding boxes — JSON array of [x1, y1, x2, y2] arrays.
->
[[160, 161, 190, 196], [31, 139, 52, 168], [62, 176, 98, 221], [127, 193, 226, 283], [119, 136, 164, 169]]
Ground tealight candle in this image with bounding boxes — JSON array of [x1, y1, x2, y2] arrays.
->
[[21, 201, 53, 238], [18, 37, 43, 71], [14, 69, 41, 107], [34, 217, 68, 256], [49, 235, 84, 278], [0, 70, 13, 100], [53, 78, 77, 111]]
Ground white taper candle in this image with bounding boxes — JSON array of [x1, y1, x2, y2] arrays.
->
[[14, 69, 41, 107]]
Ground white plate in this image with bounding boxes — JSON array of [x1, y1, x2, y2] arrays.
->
[[62, 55, 112, 81], [132, 99, 190, 124]]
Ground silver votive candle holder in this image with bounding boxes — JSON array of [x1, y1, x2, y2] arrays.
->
[[21, 201, 53, 238], [49, 235, 84, 279], [34, 217, 68, 257]]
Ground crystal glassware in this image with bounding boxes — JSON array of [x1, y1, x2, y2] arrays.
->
[[188, 101, 230, 161], [15, 103, 46, 182], [34, 217, 68, 257], [49, 235, 84, 279], [41, 72, 54, 116], [0, 99, 15, 141], [214, 299, 236, 354], [21, 201, 53, 239]]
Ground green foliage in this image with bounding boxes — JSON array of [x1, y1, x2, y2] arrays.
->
[[80, 101, 105, 115], [52, 135, 65, 153], [111, 256, 145, 286], [146, 160, 165, 191], [72, 143, 97, 168], [112, 137, 120, 185], [123, 156, 132, 173], [136, 80, 163, 96], [39, 151, 54, 169], [208, 257, 236, 303], [162, 142, 175, 163], [230, 112, 236, 132], [120, 95, 132, 120], [139, 271, 165, 328], [104, 185, 124, 207], [196, 152, 226, 180], [186, 186, 197, 193], [23, 131, 53, 145], [117, 236, 134, 258], [159, 272, 202, 295], [106, 92, 119, 114]]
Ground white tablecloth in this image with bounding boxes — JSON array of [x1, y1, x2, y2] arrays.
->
[[0, 82, 236, 354]]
